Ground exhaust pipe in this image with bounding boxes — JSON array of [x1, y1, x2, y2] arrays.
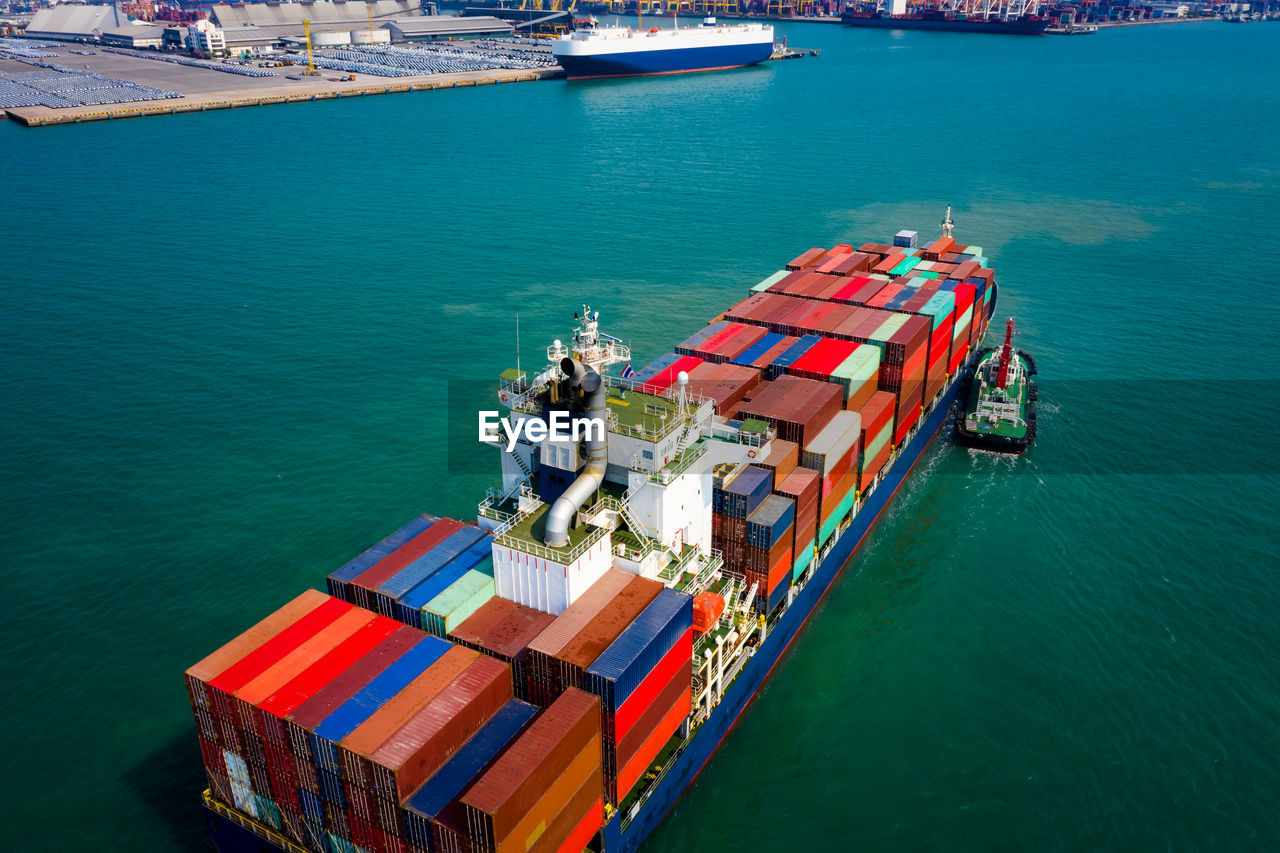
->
[[544, 357, 608, 548]]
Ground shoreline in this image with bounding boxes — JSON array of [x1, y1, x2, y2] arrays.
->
[[3, 65, 563, 128]]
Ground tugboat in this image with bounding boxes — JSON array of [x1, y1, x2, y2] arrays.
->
[[956, 317, 1037, 453]]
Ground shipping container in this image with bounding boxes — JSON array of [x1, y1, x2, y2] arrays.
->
[[461, 688, 603, 850], [526, 570, 634, 706], [751, 270, 789, 292], [327, 517, 439, 601], [371, 526, 488, 619], [347, 519, 465, 611], [395, 535, 494, 627], [368, 654, 512, 801], [746, 494, 796, 550], [418, 569, 496, 639], [584, 588, 694, 713], [756, 438, 798, 481], [549, 575, 663, 697], [785, 247, 826, 270], [714, 465, 773, 519]]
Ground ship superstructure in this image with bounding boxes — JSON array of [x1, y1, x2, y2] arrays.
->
[[191, 215, 999, 853]]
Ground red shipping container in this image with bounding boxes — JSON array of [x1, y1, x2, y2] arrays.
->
[[786, 247, 826, 270], [615, 685, 690, 804], [350, 521, 465, 607], [859, 443, 891, 492], [370, 655, 513, 801], [612, 627, 693, 745]]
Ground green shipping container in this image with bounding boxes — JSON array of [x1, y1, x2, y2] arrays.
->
[[832, 344, 880, 386], [251, 795, 281, 831], [421, 567, 496, 638], [752, 270, 789, 292], [917, 270, 941, 280], [889, 256, 921, 277], [328, 833, 360, 853], [792, 539, 816, 581], [869, 312, 908, 344], [864, 422, 892, 463], [818, 489, 858, 547]]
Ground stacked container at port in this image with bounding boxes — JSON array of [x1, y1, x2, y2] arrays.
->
[[449, 597, 556, 703], [585, 588, 694, 806], [524, 569, 663, 708], [186, 590, 604, 853]]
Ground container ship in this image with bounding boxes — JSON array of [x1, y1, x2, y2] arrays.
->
[[842, 1, 1049, 34], [189, 214, 998, 853], [551, 18, 774, 80]]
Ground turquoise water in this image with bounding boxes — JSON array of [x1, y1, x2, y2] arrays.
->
[[3, 19, 1279, 852]]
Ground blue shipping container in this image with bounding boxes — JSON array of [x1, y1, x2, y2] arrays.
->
[[371, 526, 487, 615], [326, 514, 439, 595], [585, 588, 693, 711], [635, 352, 680, 383], [769, 335, 821, 372], [746, 495, 795, 550], [731, 332, 786, 367], [312, 635, 451, 745], [404, 700, 537, 821], [722, 466, 773, 519], [396, 536, 495, 626]]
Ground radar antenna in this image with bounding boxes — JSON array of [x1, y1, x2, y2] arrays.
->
[[940, 204, 954, 239]]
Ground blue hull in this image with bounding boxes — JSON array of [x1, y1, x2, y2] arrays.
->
[[557, 41, 773, 80], [204, 289, 996, 853]]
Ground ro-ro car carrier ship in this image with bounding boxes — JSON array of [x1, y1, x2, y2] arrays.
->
[[190, 212, 998, 853]]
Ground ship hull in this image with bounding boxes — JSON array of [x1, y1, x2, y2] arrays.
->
[[555, 41, 774, 80], [842, 13, 1048, 34], [203, 286, 997, 853]]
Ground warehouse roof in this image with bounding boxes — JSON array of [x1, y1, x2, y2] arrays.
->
[[210, 1, 420, 29], [385, 16, 512, 36], [24, 4, 129, 39]]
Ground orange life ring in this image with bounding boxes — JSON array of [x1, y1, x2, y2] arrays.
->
[[746, 448, 757, 459]]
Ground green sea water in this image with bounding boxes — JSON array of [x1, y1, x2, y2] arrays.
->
[[3, 19, 1279, 853]]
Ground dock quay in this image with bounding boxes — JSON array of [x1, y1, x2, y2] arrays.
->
[[2, 64, 563, 128]]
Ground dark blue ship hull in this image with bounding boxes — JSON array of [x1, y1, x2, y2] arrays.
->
[[206, 287, 997, 853], [842, 11, 1048, 33], [556, 41, 773, 80]]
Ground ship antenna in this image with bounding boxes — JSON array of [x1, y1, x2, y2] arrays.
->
[[940, 204, 954, 239], [515, 313, 520, 379]]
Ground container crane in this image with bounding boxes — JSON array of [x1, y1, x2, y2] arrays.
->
[[301, 18, 320, 75]]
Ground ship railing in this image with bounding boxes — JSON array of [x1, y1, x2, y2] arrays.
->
[[649, 439, 707, 484], [202, 790, 312, 853], [489, 488, 545, 540], [496, 521, 608, 565], [691, 548, 722, 590], [622, 734, 692, 831], [477, 487, 520, 525], [659, 543, 703, 585]]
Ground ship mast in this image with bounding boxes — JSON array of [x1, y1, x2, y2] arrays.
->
[[940, 204, 954, 239], [997, 317, 1015, 389]]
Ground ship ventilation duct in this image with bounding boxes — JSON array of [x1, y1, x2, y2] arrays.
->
[[544, 357, 607, 548]]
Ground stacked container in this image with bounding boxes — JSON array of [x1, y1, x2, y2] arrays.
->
[[525, 570, 662, 707], [450, 597, 556, 703], [683, 361, 762, 412], [736, 375, 842, 447], [711, 465, 774, 579], [584, 588, 694, 805], [855, 391, 897, 492], [185, 591, 560, 853], [784, 337, 881, 410], [743, 494, 796, 615], [460, 688, 604, 853], [774, 468, 820, 581]]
